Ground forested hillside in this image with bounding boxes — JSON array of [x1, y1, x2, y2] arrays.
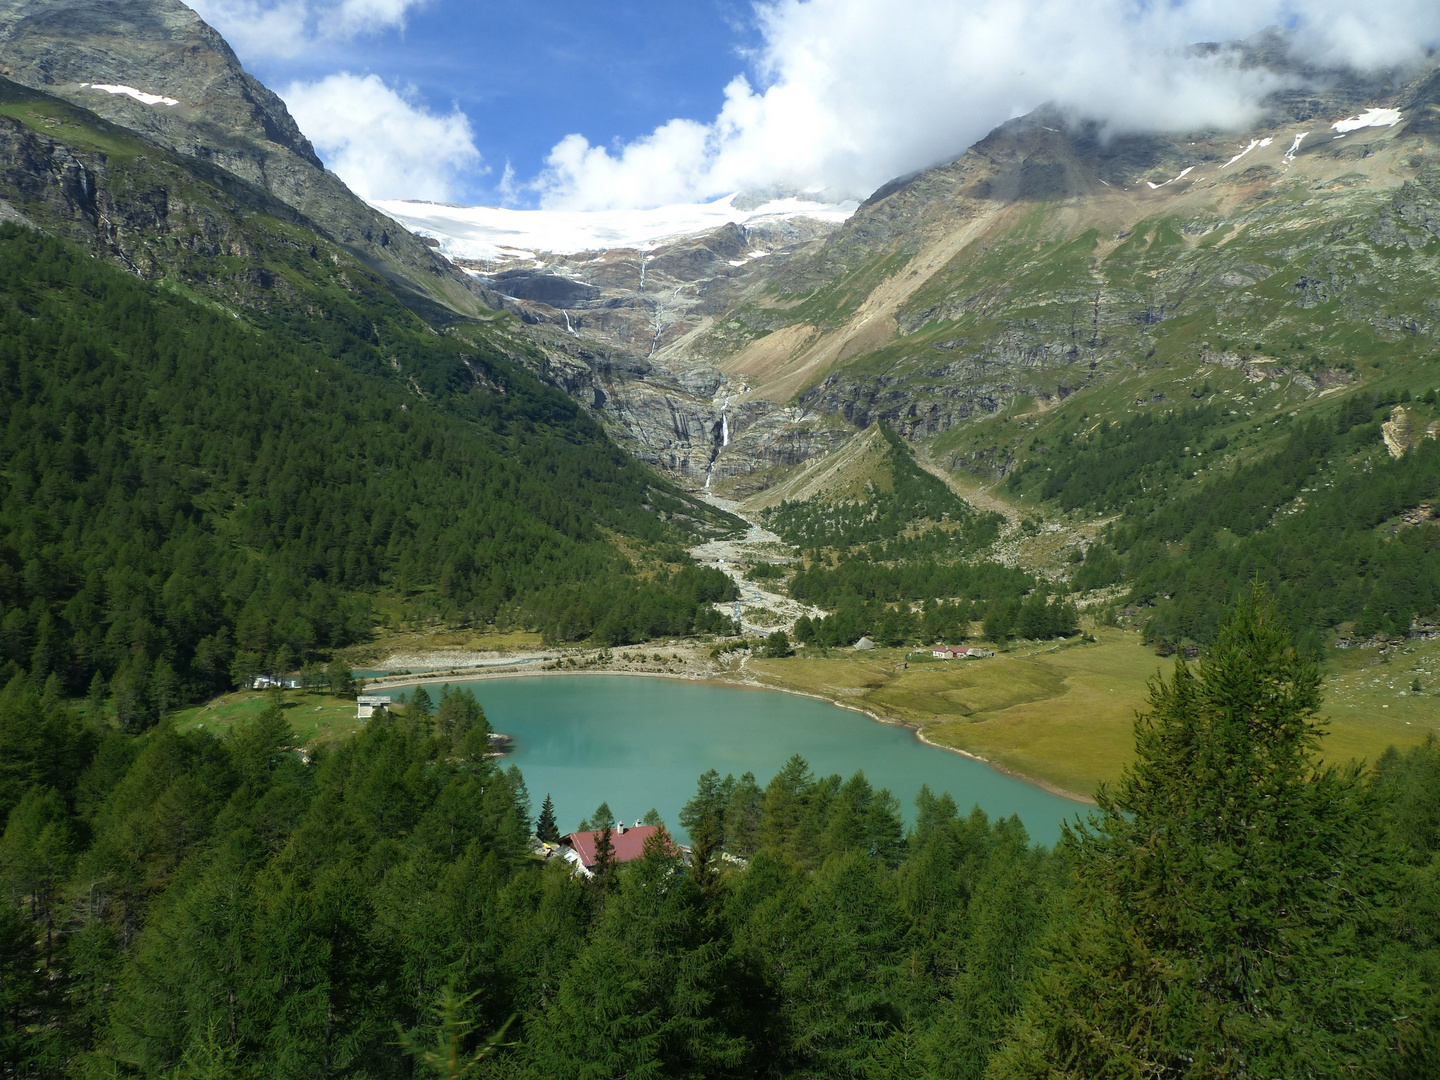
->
[[664, 65, 1440, 654], [0, 226, 739, 721], [755, 425, 1076, 647], [996, 386, 1440, 652], [0, 595, 1434, 1076]]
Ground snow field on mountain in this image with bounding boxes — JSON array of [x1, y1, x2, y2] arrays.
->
[[1332, 107, 1403, 132], [370, 192, 857, 262]]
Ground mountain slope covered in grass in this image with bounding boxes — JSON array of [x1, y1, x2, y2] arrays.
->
[[660, 61, 1440, 650]]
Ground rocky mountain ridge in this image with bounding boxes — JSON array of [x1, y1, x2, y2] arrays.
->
[[0, 0, 495, 315], [407, 45, 1440, 506], [4, 0, 1439, 527], [445, 211, 853, 493], [659, 55, 1440, 495]]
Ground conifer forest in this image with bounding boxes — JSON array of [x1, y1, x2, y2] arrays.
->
[[1, 594, 1437, 1076], [4, 5, 1440, 1074]]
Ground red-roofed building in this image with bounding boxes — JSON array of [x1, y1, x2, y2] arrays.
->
[[559, 823, 673, 876]]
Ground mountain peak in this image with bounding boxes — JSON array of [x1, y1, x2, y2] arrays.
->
[[0, 0, 321, 170], [0, 0, 498, 315]]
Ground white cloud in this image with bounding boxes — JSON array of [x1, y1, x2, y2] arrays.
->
[[282, 73, 481, 201], [186, 0, 427, 59], [536, 0, 1440, 210]]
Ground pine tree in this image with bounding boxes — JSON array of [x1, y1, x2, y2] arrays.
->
[[85, 669, 107, 722], [761, 754, 814, 854], [1016, 593, 1049, 640], [536, 794, 560, 843], [762, 630, 792, 658], [396, 984, 516, 1079], [326, 658, 356, 698], [725, 772, 764, 857], [982, 602, 1013, 644], [681, 770, 732, 887], [992, 587, 1418, 1078]]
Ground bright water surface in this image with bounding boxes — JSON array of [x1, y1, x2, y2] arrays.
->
[[448, 675, 1087, 846]]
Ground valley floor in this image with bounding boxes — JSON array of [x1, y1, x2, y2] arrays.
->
[[174, 460, 1440, 801], [176, 629, 1440, 803]]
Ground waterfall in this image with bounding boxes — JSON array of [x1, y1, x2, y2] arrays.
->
[[721, 412, 729, 447], [704, 464, 713, 490], [562, 310, 578, 337]]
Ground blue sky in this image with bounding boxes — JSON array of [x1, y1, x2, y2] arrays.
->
[[190, 0, 1440, 210], [223, 0, 762, 205]]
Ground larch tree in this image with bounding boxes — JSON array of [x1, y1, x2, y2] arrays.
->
[[991, 588, 1419, 1079], [591, 827, 616, 893]]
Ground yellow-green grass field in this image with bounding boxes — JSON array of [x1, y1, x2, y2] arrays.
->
[[1320, 637, 1440, 765], [174, 691, 364, 746], [748, 630, 1440, 800], [170, 632, 1439, 793]]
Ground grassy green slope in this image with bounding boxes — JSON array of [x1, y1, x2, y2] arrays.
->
[[883, 165, 1440, 647], [716, 124, 1440, 650]]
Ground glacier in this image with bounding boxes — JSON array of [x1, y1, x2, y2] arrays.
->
[[370, 192, 857, 264]]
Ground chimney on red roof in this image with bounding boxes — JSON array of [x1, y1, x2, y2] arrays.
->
[[560, 825, 672, 871]]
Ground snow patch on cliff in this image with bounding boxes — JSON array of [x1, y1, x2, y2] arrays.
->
[[81, 83, 180, 107], [1146, 165, 1195, 189]]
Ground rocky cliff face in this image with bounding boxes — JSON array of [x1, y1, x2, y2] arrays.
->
[[0, 75, 425, 317], [469, 214, 838, 357], [507, 325, 850, 493], [667, 54, 1440, 474], [453, 210, 853, 492], [0, 0, 493, 315]]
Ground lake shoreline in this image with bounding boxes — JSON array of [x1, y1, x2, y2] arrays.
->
[[363, 663, 1096, 806]]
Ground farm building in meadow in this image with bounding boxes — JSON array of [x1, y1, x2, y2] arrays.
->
[[356, 694, 392, 720]]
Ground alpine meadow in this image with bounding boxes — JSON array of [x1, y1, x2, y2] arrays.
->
[[1, 0, 1439, 1077]]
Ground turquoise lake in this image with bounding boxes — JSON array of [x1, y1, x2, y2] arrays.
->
[[446, 675, 1087, 846]]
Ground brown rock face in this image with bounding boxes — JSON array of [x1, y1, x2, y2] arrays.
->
[[0, 0, 492, 314]]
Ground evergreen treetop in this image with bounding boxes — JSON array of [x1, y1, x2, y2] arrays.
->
[[536, 794, 560, 844], [993, 587, 1418, 1077]]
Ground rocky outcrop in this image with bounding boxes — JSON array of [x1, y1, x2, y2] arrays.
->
[[0, 85, 344, 307], [506, 326, 855, 490], [465, 215, 840, 360], [0, 0, 493, 314], [1380, 405, 1440, 458]]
